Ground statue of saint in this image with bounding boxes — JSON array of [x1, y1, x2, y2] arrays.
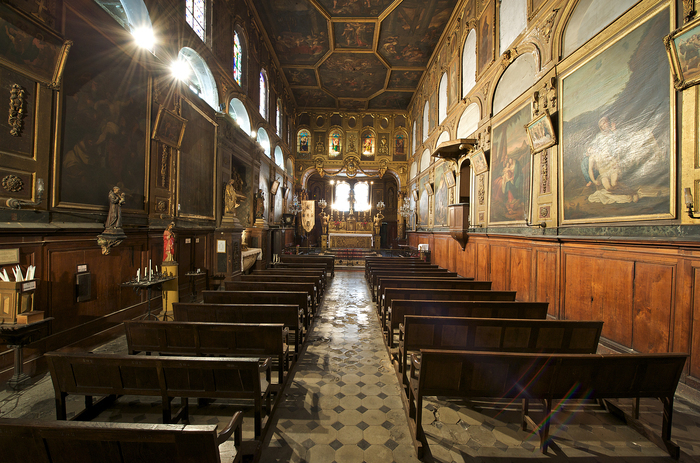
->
[[163, 222, 175, 262], [224, 173, 245, 214], [255, 189, 265, 219], [373, 214, 383, 235], [321, 213, 329, 235], [105, 186, 125, 230]]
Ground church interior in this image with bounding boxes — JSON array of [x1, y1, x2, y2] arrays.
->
[[3, 0, 700, 461]]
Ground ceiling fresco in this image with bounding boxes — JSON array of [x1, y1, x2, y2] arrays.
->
[[251, 0, 460, 111]]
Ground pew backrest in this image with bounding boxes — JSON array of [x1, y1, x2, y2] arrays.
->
[[224, 281, 317, 314], [202, 291, 310, 328]]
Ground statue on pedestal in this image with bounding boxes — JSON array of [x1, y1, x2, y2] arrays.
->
[[255, 189, 265, 219], [163, 222, 175, 262], [97, 186, 127, 255]]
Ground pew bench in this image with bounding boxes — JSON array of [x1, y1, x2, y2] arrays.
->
[[0, 415, 256, 463], [407, 350, 688, 459], [397, 316, 603, 388], [370, 269, 456, 301], [272, 262, 328, 280], [237, 274, 323, 302], [280, 254, 335, 278], [224, 281, 317, 315], [124, 320, 289, 385], [377, 278, 487, 315], [252, 269, 326, 293], [172, 303, 303, 360], [203, 290, 311, 331], [45, 352, 272, 438]]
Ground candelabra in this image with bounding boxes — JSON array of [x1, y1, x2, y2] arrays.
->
[[399, 202, 411, 218]]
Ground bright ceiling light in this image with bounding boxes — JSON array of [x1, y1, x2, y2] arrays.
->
[[170, 59, 191, 81], [132, 26, 155, 50]]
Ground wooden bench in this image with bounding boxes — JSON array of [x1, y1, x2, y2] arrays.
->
[[0, 415, 253, 463], [45, 352, 272, 438], [173, 303, 303, 359], [397, 316, 603, 388], [272, 262, 328, 280], [382, 288, 517, 339], [224, 281, 317, 315], [124, 320, 289, 385], [237, 274, 323, 302], [203, 290, 311, 330], [388, 299, 549, 348], [252, 269, 326, 292], [377, 278, 488, 315], [281, 254, 335, 277], [407, 350, 688, 459], [365, 262, 437, 282], [370, 269, 457, 301]]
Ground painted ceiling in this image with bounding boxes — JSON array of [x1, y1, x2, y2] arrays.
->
[[252, 0, 460, 112]]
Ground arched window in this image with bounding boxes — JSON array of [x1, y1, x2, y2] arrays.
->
[[186, 0, 206, 42], [257, 127, 270, 157], [436, 130, 450, 150], [228, 98, 251, 134], [334, 182, 351, 211], [462, 29, 476, 97], [422, 101, 429, 142], [274, 146, 283, 167], [457, 103, 480, 139], [95, 0, 153, 39], [286, 158, 294, 176], [438, 73, 448, 123], [259, 70, 268, 119], [354, 182, 370, 211], [421, 149, 431, 172], [499, 0, 527, 55], [492, 53, 537, 115], [233, 30, 242, 85], [276, 99, 282, 136], [177, 47, 219, 111], [410, 161, 418, 180], [563, 0, 639, 57]]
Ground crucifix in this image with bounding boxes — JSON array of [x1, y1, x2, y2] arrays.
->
[[348, 189, 356, 216]]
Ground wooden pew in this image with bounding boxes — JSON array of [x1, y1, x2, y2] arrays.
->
[[382, 289, 517, 339], [124, 320, 289, 385], [237, 274, 323, 302], [45, 352, 272, 438], [388, 299, 548, 348], [281, 254, 335, 277], [397, 316, 603, 387], [203, 290, 311, 330], [365, 261, 436, 281], [377, 278, 488, 315], [173, 303, 303, 359], [407, 350, 688, 459], [0, 415, 253, 463], [224, 281, 317, 315], [370, 269, 457, 301], [272, 262, 328, 280], [252, 269, 326, 292]]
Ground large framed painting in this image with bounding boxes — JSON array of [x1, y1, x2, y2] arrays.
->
[[560, 7, 673, 224], [434, 163, 448, 226], [477, 0, 495, 78], [665, 16, 700, 90], [177, 98, 217, 220], [0, 3, 72, 88], [58, 7, 148, 210], [488, 103, 531, 225]]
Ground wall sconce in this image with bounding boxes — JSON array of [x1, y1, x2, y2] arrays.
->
[[685, 187, 700, 218], [6, 178, 44, 209]]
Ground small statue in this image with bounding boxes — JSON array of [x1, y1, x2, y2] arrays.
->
[[224, 172, 245, 214], [321, 213, 329, 235], [373, 214, 383, 235], [105, 186, 125, 230], [255, 189, 265, 219], [163, 222, 175, 262], [532, 91, 540, 116]]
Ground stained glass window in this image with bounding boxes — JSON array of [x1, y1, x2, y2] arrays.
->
[[259, 71, 267, 119], [186, 0, 205, 42], [298, 129, 310, 154], [233, 31, 242, 85]]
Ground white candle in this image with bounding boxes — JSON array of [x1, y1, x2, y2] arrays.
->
[[149, 259, 152, 279], [137, 269, 140, 282]]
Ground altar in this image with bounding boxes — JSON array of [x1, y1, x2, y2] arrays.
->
[[329, 233, 373, 249]]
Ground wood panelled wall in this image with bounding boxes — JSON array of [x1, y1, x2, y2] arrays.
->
[[409, 232, 700, 395]]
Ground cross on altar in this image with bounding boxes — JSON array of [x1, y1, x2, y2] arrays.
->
[[348, 189, 356, 215]]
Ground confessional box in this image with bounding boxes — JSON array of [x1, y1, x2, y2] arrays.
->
[[0, 280, 43, 324]]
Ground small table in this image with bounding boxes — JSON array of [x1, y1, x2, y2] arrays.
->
[[0, 317, 53, 389], [184, 270, 208, 302], [121, 277, 176, 320]]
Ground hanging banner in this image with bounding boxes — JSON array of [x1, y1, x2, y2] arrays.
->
[[302, 200, 315, 233]]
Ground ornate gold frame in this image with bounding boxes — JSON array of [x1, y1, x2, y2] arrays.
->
[[525, 112, 557, 154], [665, 15, 700, 90], [153, 108, 187, 149], [470, 148, 489, 176]]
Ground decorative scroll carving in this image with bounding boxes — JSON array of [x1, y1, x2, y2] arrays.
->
[[541, 149, 550, 194], [8, 84, 26, 137], [684, 0, 696, 23], [2, 175, 23, 192], [156, 199, 168, 213], [539, 205, 550, 219], [537, 9, 559, 43], [160, 144, 170, 188], [478, 175, 485, 205]]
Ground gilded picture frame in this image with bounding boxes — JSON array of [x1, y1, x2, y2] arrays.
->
[[0, 3, 72, 89], [470, 149, 489, 176], [153, 108, 187, 149], [526, 112, 557, 154], [665, 16, 700, 90]]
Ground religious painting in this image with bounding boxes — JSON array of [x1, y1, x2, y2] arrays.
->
[[429, 95, 437, 131], [368, 92, 414, 110], [301, 200, 315, 233], [178, 98, 216, 220], [471, 149, 489, 176], [318, 54, 386, 98], [361, 130, 375, 160], [59, 8, 147, 210], [328, 129, 343, 158], [254, 1, 329, 66], [334, 22, 375, 49], [666, 16, 700, 90], [561, 8, 672, 224], [339, 99, 366, 111], [387, 70, 423, 89], [297, 129, 311, 155], [293, 88, 336, 108], [445, 170, 456, 188], [434, 163, 448, 226], [488, 103, 531, 225], [419, 176, 429, 226], [378, 0, 460, 68], [318, 0, 394, 17], [153, 108, 187, 149], [394, 132, 407, 161], [0, 3, 71, 88], [284, 68, 317, 86], [477, 0, 495, 77], [526, 112, 556, 154], [449, 58, 460, 108]]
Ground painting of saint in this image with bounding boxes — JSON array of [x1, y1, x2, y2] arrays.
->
[[335, 22, 375, 49], [477, 0, 494, 76], [394, 133, 406, 161], [489, 104, 531, 224], [561, 9, 671, 223], [434, 165, 448, 226], [419, 189, 429, 227], [298, 129, 310, 155], [329, 131, 342, 158], [362, 132, 375, 160]]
